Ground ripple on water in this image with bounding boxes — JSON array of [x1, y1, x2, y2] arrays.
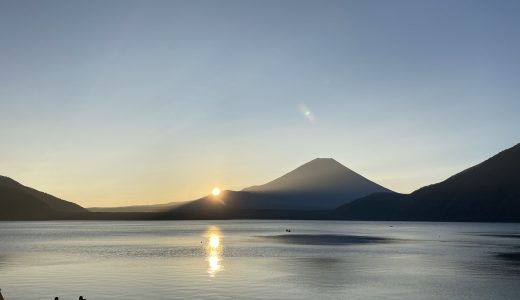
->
[[261, 234, 402, 245]]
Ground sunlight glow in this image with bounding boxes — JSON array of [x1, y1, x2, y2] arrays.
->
[[204, 226, 224, 277], [209, 235, 220, 247], [208, 255, 220, 272], [211, 187, 221, 196]]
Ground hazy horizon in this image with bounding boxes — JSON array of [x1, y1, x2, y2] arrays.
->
[[1, 0, 519, 208]]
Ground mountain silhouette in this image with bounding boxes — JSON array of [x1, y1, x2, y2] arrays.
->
[[167, 158, 392, 217], [336, 143, 520, 221], [4, 143, 519, 222], [0, 176, 87, 220], [243, 158, 392, 206]]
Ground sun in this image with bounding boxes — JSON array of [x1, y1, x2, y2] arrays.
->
[[211, 187, 221, 196]]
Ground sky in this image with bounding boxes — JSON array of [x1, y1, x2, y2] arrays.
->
[[0, 0, 519, 208]]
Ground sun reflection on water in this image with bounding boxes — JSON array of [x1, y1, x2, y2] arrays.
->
[[204, 226, 223, 277]]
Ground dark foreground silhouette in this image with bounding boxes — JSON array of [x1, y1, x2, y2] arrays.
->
[[0, 291, 86, 300], [0, 289, 87, 300]]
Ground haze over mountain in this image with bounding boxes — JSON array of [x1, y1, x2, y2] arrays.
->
[[336, 143, 520, 222], [0, 176, 87, 220], [89, 201, 188, 213], [168, 158, 392, 217]]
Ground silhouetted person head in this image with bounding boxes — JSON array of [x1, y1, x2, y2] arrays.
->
[[79, 297, 86, 300], [55, 297, 59, 300]]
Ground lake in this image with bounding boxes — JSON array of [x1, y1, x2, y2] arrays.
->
[[0, 220, 519, 299]]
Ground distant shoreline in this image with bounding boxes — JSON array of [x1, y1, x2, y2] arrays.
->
[[1, 211, 519, 223]]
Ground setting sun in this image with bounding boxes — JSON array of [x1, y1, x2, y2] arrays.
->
[[211, 187, 221, 196]]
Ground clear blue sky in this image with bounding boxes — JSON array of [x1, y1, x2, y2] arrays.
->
[[1, 0, 519, 207]]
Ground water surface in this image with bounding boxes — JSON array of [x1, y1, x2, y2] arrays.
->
[[0, 220, 519, 299]]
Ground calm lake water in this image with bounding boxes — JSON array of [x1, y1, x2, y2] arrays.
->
[[1, 220, 519, 299]]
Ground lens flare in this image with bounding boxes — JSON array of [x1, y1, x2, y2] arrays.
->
[[298, 104, 316, 124]]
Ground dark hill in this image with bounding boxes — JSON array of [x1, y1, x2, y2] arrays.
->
[[163, 190, 333, 220], [166, 158, 393, 217], [0, 176, 87, 220], [336, 143, 520, 221]]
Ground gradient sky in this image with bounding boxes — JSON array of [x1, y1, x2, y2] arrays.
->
[[1, 0, 519, 208]]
